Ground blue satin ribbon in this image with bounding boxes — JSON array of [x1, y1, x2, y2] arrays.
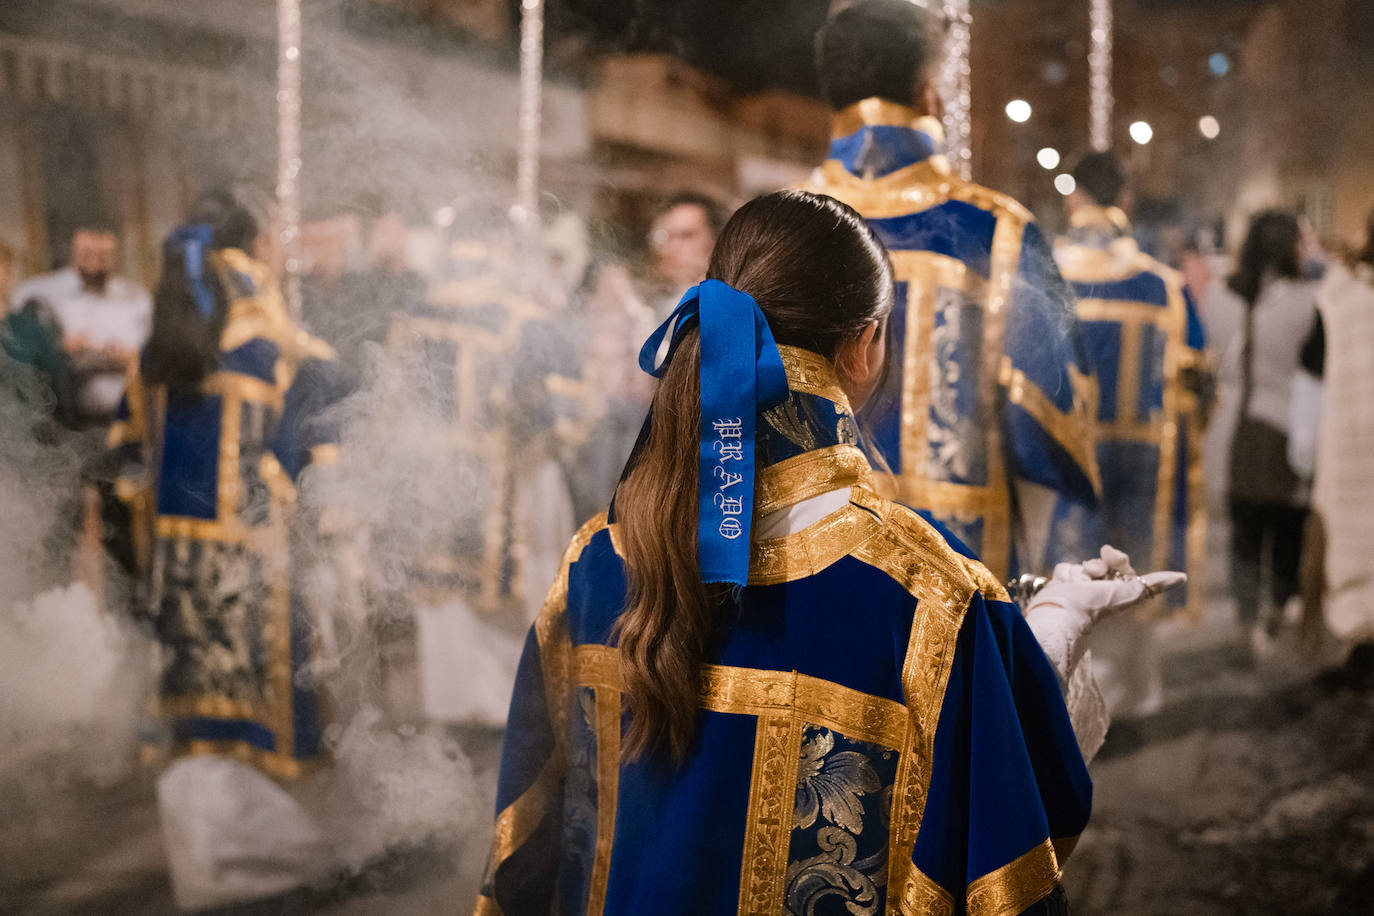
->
[[638, 279, 790, 587], [165, 224, 216, 319]]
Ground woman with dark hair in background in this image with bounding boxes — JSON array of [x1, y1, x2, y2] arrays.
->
[[106, 190, 350, 910], [1205, 211, 1321, 656], [476, 190, 1181, 916], [1312, 209, 1374, 686]]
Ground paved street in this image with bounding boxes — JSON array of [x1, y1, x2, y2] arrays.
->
[[4, 593, 1372, 915]]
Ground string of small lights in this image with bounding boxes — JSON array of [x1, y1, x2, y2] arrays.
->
[[512, 0, 544, 232], [1089, 0, 1113, 151], [276, 0, 302, 316], [940, 0, 973, 179]]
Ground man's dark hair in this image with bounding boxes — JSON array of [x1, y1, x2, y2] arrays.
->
[[815, 0, 944, 112], [1071, 151, 1126, 208], [659, 192, 725, 238], [72, 218, 118, 237]]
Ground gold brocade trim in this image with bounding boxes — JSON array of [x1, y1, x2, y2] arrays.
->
[[1184, 410, 1207, 621], [702, 665, 907, 750], [737, 712, 804, 915], [1099, 419, 1163, 444], [776, 345, 851, 410], [155, 516, 244, 542], [473, 894, 501, 916], [535, 512, 610, 752], [897, 479, 991, 517], [809, 160, 953, 219], [851, 506, 977, 899], [975, 214, 1025, 580], [572, 644, 909, 751], [998, 359, 1102, 500], [754, 445, 871, 518], [107, 419, 135, 448], [966, 838, 1061, 916], [831, 98, 923, 136], [1069, 205, 1132, 234], [310, 443, 341, 467], [960, 554, 1012, 603], [887, 250, 983, 299], [748, 502, 883, 586], [201, 372, 284, 409], [1151, 280, 1189, 574], [260, 454, 296, 506], [898, 251, 939, 502], [158, 694, 260, 721], [217, 386, 242, 523], [145, 739, 305, 781], [587, 682, 621, 916], [487, 755, 562, 878], [1075, 298, 1171, 328], [545, 373, 588, 399], [896, 864, 956, 916]]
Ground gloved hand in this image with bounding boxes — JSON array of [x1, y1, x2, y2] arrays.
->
[[1026, 545, 1186, 683]]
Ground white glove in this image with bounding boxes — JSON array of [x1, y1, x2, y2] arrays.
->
[[1026, 545, 1186, 683]]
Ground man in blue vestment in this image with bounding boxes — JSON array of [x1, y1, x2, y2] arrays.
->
[[1049, 150, 1210, 715], [807, 0, 1100, 580]]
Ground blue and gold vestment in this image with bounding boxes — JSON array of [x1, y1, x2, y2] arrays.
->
[[1050, 206, 1208, 612], [109, 248, 348, 779], [806, 100, 1100, 579], [383, 253, 584, 618], [476, 348, 1091, 916]]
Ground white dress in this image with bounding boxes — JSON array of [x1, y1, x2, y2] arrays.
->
[[1314, 263, 1374, 643]]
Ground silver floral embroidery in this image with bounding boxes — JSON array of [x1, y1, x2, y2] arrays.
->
[[927, 288, 978, 482], [764, 396, 820, 452], [794, 731, 881, 833]]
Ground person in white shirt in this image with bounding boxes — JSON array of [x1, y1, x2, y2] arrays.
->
[[12, 223, 151, 426]]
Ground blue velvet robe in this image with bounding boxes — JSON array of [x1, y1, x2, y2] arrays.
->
[[476, 347, 1091, 916], [1050, 207, 1209, 612], [805, 99, 1100, 579], [108, 248, 348, 780]]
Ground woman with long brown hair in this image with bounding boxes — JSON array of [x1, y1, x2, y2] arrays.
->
[[476, 190, 1175, 915]]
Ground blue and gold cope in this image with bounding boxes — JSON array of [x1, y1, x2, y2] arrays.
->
[[384, 253, 585, 615], [476, 348, 1091, 916], [108, 248, 347, 780], [1050, 206, 1209, 613], [805, 99, 1100, 580]]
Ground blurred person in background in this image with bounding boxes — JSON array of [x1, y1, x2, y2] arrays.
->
[[647, 192, 723, 319], [11, 221, 151, 428], [808, 0, 1100, 581], [1050, 150, 1211, 716], [568, 218, 657, 522], [330, 208, 427, 376], [1312, 209, 1374, 687], [1204, 211, 1320, 657], [0, 237, 75, 424], [104, 190, 350, 910], [299, 209, 364, 371]]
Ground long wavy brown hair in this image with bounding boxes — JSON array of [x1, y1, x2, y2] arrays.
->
[[614, 189, 893, 764]]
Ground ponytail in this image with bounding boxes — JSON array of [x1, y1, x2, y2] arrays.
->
[[143, 191, 257, 393], [142, 233, 229, 393], [613, 190, 893, 765], [614, 334, 732, 764]]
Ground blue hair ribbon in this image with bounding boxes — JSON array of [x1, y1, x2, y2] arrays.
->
[[638, 279, 790, 587], [165, 224, 216, 319]]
